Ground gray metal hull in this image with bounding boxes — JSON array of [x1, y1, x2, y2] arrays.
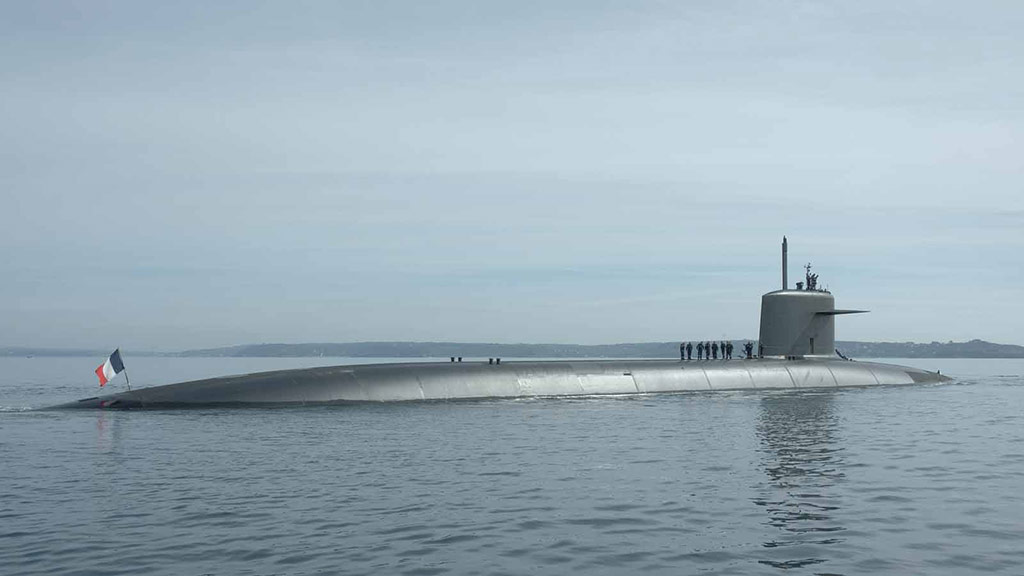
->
[[52, 358, 950, 409]]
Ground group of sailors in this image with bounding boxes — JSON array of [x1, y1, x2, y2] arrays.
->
[[679, 341, 755, 360]]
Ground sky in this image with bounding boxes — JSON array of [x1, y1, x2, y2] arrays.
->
[[2, 1, 1022, 351]]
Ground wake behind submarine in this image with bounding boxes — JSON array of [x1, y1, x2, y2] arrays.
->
[[55, 238, 949, 409]]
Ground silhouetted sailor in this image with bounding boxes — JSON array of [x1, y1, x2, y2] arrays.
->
[[726, 341, 734, 359], [697, 341, 704, 360], [686, 342, 693, 360], [680, 342, 686, 361], [744, 341, 754, 359], [712, 341, 719, 359]]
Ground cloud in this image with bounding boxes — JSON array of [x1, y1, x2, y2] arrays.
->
[[2, 1, 1022, 348]]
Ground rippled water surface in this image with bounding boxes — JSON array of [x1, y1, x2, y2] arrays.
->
[[2, 357, 1023, 575]]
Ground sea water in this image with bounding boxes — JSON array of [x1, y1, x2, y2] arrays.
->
[[1, 357, 1023, 575]]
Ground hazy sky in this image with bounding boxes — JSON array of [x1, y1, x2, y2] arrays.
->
[[3, 1, 1022, 351]]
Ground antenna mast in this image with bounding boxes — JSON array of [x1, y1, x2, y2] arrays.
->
[[782, 236, 788, 290]]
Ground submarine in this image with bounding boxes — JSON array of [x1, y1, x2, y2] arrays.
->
[[54, 238, 949, 409]]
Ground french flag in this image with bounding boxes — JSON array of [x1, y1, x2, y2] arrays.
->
[[95, 349, 125, 387]]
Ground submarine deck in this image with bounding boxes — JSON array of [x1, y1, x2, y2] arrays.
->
[[53, 357, 950, 410]]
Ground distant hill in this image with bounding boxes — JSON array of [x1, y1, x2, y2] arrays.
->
[[5, 339, 1023, 359], [0, 347, 111, 358], [834, 339, 1024, 359], [175, 341, 678, 359]]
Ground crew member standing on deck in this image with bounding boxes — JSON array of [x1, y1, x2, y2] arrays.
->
[[712, 341, 719, 360], [727, 341, 734, 359], [697, 341, 704, 360], [680, 342, 686, 361], [686, 341, 693, 360]]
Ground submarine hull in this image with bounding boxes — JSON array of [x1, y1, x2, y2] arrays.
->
[[52, 358, 950, 410]]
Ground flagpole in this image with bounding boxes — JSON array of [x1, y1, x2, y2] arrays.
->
[[123, 368, 132, 391]]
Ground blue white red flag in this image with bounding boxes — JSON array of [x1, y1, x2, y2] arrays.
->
[[95, 349, 125, 387]]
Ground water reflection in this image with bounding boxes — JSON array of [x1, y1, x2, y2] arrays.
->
[[753, 391, 846, 571], [93, 411, 127, 454]]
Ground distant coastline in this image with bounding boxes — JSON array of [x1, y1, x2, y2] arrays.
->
[[3, 339, 1023, 359]]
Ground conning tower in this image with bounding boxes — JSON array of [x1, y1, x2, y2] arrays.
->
[[758, 237, 865, 358]]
